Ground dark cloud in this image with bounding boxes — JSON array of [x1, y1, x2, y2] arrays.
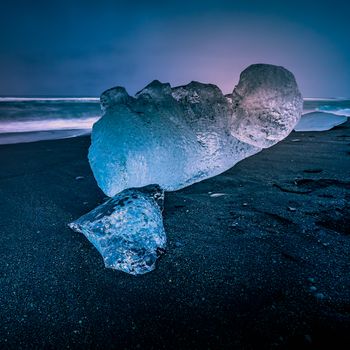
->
[[0, 0, 349, 97]]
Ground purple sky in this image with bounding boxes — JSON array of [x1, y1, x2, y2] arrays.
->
[[0, 0, 349, 97]]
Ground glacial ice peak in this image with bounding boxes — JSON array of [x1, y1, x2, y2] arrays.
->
[[136, 80, 173, 99], [89, 64, 303, 197], [100, 86, 131, 112], [171, 81, 224, 103]]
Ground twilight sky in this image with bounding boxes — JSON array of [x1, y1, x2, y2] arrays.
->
[[0, 0, 349, 97]]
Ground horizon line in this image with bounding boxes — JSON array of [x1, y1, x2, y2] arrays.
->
[[0, 96, 349, 102]]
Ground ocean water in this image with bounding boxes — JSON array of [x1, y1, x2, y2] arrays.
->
[[0, 98, 101, 144], [303, 98, 350, 116], [0, 97, 349, 145]]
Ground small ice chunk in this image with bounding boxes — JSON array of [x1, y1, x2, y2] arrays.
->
[[210, 193, 227, 197], [295, 112, 348, 131], [69, 185, 166, 275], [315, 292, 326, 300]]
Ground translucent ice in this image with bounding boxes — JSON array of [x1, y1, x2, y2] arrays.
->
[[72, 64, 303, 275], [229, 64, 303, 148], [295, 112, 348, 131], [69, 185, 166, 275], [89, 64, 303, 197]]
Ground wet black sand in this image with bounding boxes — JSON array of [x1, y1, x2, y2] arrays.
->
[[0, 121, 349, 349]]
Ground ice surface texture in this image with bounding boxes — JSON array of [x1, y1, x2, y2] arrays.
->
[[69, 185, 166, 275], [229, 64, 303, 148], [89, 64, 303, 197], [295, 112, 348, 131], [71, 64, 302, 275]]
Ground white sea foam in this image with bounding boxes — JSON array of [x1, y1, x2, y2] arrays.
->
[[317, 107, 350, 117], [0, 117, 99, 133], [0, 129, 91, 145], [303, 97, 348, 101], [0, 97, 101, 144]]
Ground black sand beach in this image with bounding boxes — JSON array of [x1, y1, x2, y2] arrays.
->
[[0, 121, 349, 349]]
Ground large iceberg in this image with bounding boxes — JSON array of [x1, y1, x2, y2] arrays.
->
[[70, 64, 303, 275], [89, 64, 303, 197]]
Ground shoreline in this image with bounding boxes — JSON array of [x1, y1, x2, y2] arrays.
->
[[0, 121, 349, 348], [0, 128, 91, 145]]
